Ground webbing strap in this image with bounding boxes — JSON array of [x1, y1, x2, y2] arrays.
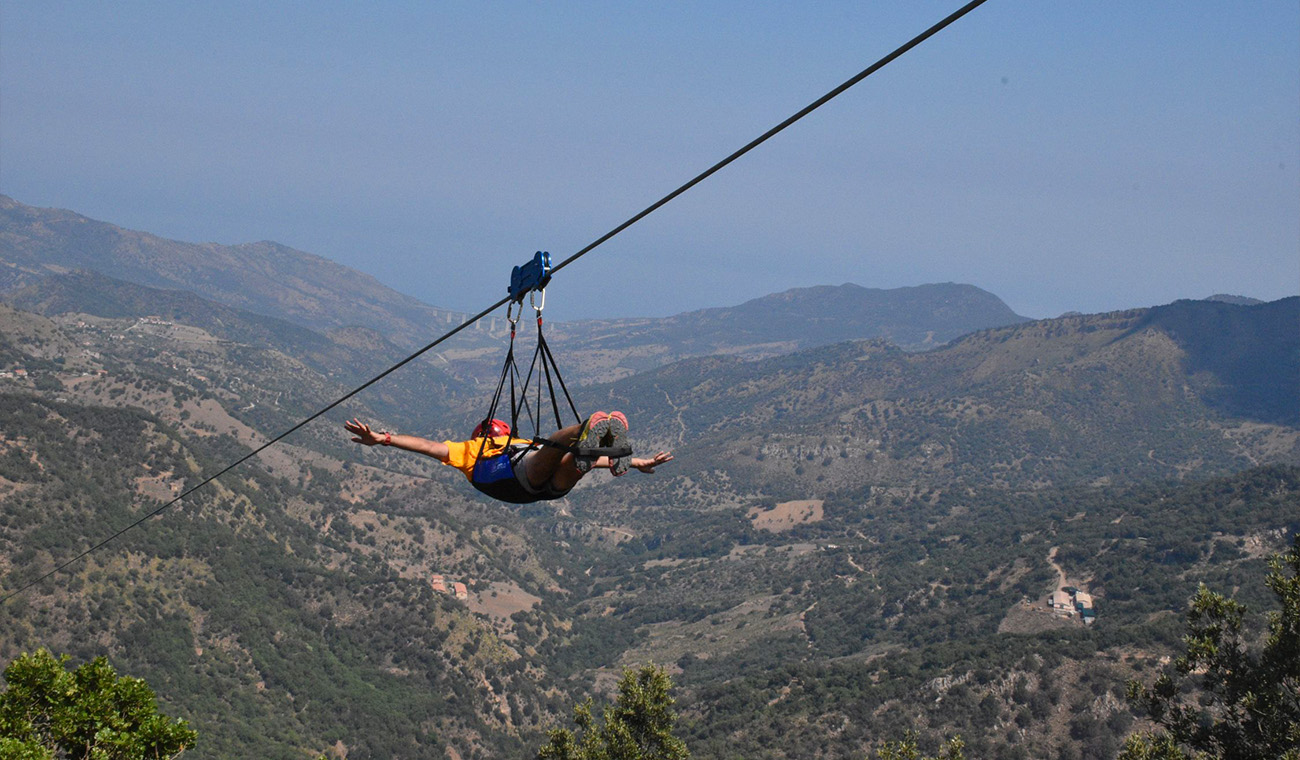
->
[[537, 327, 580, 425], [477, 312, 585, 475], [476, 332, 517, 464]]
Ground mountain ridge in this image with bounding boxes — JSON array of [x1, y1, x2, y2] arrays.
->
[[0, 195, 466, 348], [577, 297, 1300, 505], [543, 282, 1031, 384], [2, 195, 1033, 382]]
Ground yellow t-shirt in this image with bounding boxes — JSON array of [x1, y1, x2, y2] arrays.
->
[[441, 436, 534, 481]]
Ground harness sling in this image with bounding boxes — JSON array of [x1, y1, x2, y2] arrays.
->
[[470, 253, 631, 499]]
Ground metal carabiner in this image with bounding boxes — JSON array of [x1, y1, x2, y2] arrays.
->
[[506, 301, 519, 329], [530, 287, 546, 316]]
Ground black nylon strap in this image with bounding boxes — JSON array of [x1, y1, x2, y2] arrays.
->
[[537, 327, 581, 424], [478, 312, 591, 474], [477, 342, 512, 463]]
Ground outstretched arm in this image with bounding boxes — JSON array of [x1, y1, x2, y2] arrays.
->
[[630, 451, 673, 473], [345, 418, 450, 462], [587, 451, 673, 473], [608, 446, 676, 470]]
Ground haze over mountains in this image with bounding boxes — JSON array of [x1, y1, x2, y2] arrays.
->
[[0, 195, 1033, 358], [0, 195, 464, 347], [0, 194, 1296, 759]]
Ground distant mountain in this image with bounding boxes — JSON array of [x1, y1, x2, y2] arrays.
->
[[0, 195, 466, 348], [0, 194, 1044, 396], [544, 282, 1031, 382], [4, 269, 353, 361], [1, 197, 1036, 383], [1206, 293, 1265, 306]]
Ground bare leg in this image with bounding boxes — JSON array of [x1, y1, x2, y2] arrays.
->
[[548, 452, 587, 492], [519, 422, 585, 490]]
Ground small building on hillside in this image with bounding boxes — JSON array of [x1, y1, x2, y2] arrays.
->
[[1074, 591, 1096, 624], [430, 574, 447, 594], [453, 582, 469, 601], [1048, 587, 1098, 623]]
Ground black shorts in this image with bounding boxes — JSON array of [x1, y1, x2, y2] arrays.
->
[[470, 449, 572, 504]]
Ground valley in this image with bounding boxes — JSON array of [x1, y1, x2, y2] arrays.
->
[[0, 199, 1297, 759]]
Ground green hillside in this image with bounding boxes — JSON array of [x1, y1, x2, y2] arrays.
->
[[561, 466, 1298, 759], [588, 300, 1299, 506], [1, 201, 1297, 758], [0, 393, 567, 759], [2, 289, 1296, 758]]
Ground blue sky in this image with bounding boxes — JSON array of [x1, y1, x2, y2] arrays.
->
[[2, 1, 1297, 322]]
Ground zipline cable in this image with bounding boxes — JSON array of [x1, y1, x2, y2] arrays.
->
[[0, 0, 990, 604], [0, 295, 510, 605], [549, 0, 990, 278]]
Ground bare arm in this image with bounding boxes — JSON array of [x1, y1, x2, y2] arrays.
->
[[586, 451, 673, 473], [345, 418, 449, 462], [629, 451, 673, 473]]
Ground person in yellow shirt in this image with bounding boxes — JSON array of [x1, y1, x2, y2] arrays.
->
[[344, 412, 673, 504]]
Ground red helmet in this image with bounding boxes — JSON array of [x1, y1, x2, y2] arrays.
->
[[472, 418, 512, 439]]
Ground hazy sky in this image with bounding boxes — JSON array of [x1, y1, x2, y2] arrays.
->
[[2, 1, 1297, 322]]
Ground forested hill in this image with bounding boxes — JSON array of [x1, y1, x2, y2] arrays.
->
[[1, 281, 1297, 758], [0, 299, 566, 758], [1134, 297, 1300, 425], [584, 296, 1300, 505]]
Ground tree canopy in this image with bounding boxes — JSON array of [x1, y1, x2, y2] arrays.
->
[[538, 664, 690, 760], [874, 731, 966, 760], [1123, 537, 1300, 760], [0, 648, 197, 759]]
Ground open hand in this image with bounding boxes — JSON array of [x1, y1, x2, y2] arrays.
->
[[345, 418, 383, 446], [631, 451, 673, 474]]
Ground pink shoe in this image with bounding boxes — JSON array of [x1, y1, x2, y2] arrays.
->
[[575, 412, 608, 473], [607, 412, 630, 476]]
